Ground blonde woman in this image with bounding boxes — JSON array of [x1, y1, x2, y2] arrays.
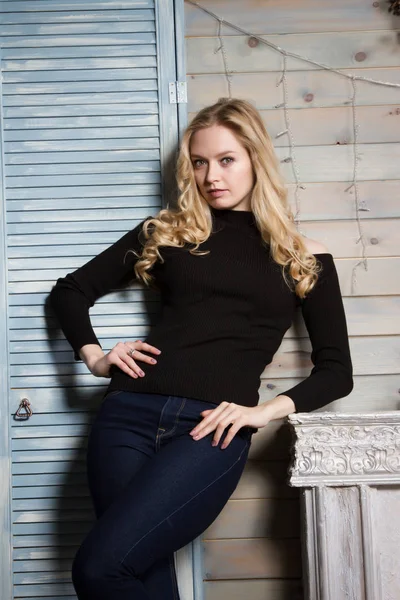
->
[[49, 97, 353, 600]]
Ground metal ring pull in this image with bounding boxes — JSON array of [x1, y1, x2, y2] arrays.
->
[[14, 398, 33, 421]]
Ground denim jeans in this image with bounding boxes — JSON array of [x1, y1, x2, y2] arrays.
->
[[71, 390, 256, 599]]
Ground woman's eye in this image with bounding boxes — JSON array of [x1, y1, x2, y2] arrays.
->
[[193, 159, 204, 168], [221, 157, 233, 165]]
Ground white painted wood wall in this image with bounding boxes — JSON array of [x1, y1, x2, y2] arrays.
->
[[184, 1, 400, 598]]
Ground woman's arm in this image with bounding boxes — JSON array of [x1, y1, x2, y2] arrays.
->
[[48, 216, 153, 364], [272, 252, 354, 414], [78, 344, 106, 372]]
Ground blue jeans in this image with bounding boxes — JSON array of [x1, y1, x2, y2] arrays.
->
[[71, 390, 256, 599]]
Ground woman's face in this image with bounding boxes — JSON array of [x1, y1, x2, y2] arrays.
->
[[190, 124, 255, 211]]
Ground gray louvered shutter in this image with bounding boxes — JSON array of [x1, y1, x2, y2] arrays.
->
[[0, 1, 186, 598]]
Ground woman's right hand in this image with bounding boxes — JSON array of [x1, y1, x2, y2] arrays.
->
[[89, 340, 162, 379]]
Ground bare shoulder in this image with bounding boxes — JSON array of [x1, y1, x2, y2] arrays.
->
[[301, 236, 330, 255]]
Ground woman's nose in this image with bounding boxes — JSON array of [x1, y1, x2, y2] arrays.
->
[[205, 162, 221, 183]]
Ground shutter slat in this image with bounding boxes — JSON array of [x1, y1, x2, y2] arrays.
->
[[1, 9, 154, 25], [0, 0, 154, 9], [1, 31, 156, 48], [4, 101, 159, 118], [13, 449, 87, 463], [5, 135, 159, 153], [3, 90, 158, 106], [14, 497, 93, 511], [7, 172, 160, 191], [12, 461, 88, 475], [13, 487, 89, 500], [8, 289, 151, 303], [5, 114, 158, 129], [7, 216, 159, 234], [13, 472, 87, 485], [6, 148, 159, 163], [9, 297, 155, 314]]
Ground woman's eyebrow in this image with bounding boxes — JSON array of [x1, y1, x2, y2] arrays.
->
[[190, 150, 238, 159]]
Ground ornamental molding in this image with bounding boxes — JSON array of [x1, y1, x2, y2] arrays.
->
[[287, 412, 400, 487]]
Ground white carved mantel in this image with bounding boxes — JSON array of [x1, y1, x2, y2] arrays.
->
[[288, 412, 400, 600]]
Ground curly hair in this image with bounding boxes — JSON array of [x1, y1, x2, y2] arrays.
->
[[128, 97, 322, 299]]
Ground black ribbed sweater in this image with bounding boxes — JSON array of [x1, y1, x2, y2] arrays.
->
[[49, 207, 353, 412]]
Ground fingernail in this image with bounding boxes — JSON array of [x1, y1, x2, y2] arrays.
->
[[221, 443, 227, 449], [151, 359, 157, 363], [211, 440, 217, 446], [140, 371, 145, 377]]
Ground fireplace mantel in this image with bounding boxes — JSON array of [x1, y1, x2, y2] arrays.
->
[[288, 411, 400, 600]]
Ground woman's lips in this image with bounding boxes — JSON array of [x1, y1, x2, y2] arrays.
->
[[209, 189, 227, 197]]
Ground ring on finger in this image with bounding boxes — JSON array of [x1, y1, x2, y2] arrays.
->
[[126, 346, 136, 358]]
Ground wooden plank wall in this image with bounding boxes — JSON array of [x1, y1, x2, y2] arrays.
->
[[184, 1, 400, 598]]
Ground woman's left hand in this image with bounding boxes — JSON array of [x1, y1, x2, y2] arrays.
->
[[189, 401, 271, 449]]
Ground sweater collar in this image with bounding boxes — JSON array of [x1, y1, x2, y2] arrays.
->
[[210, 205, 257, 229]]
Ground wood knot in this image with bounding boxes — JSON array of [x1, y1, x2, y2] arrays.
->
[[355, 51, 367, 62], [248, 36, 259, 48]]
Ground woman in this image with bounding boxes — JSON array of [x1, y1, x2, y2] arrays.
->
[[49, 97, 353, 599]]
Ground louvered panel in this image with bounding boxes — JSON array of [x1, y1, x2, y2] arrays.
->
[[1, 0, 182, 597]]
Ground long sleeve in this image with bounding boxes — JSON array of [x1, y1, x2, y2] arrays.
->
[[48, 216, 153, 361], [280, 253, 353, 412]]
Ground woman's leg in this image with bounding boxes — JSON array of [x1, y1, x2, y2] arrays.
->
[[79, 390, 180, 600], [72, 393, 253, 600]]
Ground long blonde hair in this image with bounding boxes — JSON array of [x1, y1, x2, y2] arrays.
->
[[129, 97, 321, 298]]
